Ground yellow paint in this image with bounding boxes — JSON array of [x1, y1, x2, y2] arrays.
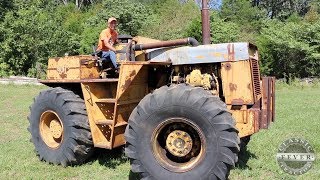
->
[[232, 110, 256, 138], [195, 55, 205, 59], [79, 62, 150, 148], [209, 52, 223, 57], [47, 55, 99, 80], [220, 60, 255, 105]]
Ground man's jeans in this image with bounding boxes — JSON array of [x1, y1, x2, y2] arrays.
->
[[101, 51, 117, 68]]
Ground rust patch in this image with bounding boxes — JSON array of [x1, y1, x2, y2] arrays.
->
[[88, 73, 94, 79], [59, 73, 67, 79], [121, 70, 137, 91], [231, 99, 244, 105], [247, 83, 252, 90], [54, 57, 60, 62], [251, 99, 261, 109], [261, 77, 275, 129], [271, 77, 275, 122], [227, 44, 235, 61], [224, 63, 231, 71], [248, 108, 261, 133], [229, 83, 237, 91]]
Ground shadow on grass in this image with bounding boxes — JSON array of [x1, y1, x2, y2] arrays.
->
[[87, 146, 127, 168], [235, 146, 257, 170], [87, 146, 141, 179], [87, 145, 255, 179]]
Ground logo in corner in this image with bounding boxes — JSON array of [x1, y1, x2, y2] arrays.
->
[[276, 138, 315, 175]]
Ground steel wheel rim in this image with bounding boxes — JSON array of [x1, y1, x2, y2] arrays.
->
[[151, 117, 206, 172], [39, 110, 64, 149]]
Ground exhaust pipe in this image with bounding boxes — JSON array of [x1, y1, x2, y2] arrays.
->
[[202, 0, 211, 45], [127, 37, 199, 61], [132, 37, 199, 51]]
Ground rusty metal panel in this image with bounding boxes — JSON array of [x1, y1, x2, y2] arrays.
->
[[115, 43, 129, 62], [81, 83, 118, 149], [80, 61, 100, 79], [261, 78, 269, 129], [111, 64, 149, 148], [221, 60, 255, 105], [116, 64, 146, 99], [232, 109, 257, 138], [112, 126, 126, 148], [269, 77, 276, 122], [46, 55, 99, 81], [149, 42, 257, 65], [250, 108, 261, 133], [260, 77, 276, 129]]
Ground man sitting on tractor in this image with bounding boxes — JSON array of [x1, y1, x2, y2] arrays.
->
[[97, 17, 119, 70]]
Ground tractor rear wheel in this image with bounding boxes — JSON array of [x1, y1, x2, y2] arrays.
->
[[28, 87, 93, 166], [125, 84, 239, 180]]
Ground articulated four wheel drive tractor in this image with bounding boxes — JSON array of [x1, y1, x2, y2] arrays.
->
[[28, 1, 275, 180]]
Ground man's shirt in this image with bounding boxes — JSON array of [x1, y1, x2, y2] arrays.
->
[[97, 28, 118, 51]]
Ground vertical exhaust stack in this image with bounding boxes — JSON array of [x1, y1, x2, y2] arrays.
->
[[201, 0, 211, 45]]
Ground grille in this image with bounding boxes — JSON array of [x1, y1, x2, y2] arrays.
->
[[251, 59, 261, 97]]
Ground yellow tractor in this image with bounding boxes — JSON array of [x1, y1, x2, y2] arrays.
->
[[28, 2, 275, 179]]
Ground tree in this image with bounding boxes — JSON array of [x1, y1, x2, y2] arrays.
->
[[78, 0, 152, 53], [60, 0, 102, 9], [185, 11, 241, 43], [0, 3, 79, 77], [257, 20, 320, 82], [0, 0, 14, 21], [256, 0, 314, 20], [139, 0, 199, 40]]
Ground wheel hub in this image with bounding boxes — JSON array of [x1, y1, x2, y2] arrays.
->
[[166, 130, 193, 157], [39, 110, 63, 149], [152, 118, 206, 172], [49, 119, 62, 139]]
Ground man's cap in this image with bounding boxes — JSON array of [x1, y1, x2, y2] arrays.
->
[[108, 17, 117, 23]]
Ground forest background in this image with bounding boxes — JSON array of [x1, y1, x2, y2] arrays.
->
[[0, 0, 319, 83]]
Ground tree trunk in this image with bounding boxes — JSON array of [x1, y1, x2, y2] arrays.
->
[[62, 0, 68, 5]]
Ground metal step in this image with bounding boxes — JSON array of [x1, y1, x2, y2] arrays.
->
[[95, 98, 116, 103], [94, 141, 111, 149], [114, 121, 128, 127], [95, 119, 113, 125]]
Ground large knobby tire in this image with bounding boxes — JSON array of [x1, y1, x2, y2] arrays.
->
[[28, 87, 93, 167], [125, 84, 240, 180]]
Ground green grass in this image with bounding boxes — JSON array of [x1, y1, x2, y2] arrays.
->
[[0, 84, 319, 179]]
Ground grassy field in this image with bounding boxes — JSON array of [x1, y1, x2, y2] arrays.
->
[[0, 83, 319, 179]]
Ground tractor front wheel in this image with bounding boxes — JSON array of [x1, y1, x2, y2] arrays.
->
[[125, 84, 240, 180], [28, 87, 93, 166]]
